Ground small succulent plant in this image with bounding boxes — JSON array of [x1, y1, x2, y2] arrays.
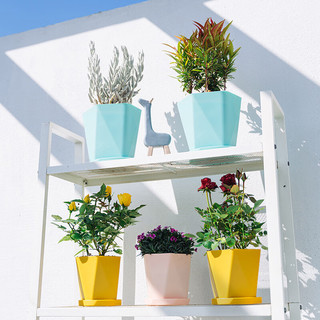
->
[[88, 41, 144, 104]]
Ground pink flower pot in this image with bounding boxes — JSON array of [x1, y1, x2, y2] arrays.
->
[[144, 253, 191, 305]]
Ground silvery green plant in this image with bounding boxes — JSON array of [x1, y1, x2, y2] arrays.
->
[[88, 41, 144, 104]]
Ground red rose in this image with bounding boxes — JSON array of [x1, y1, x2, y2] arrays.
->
[[220, 185, 228, 192], [198, 178, 218, 191], [208, 182, 218, 190], [220, 173, 236, 186]]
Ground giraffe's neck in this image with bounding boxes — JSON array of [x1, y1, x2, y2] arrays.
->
[[145, 104, 154, 133]]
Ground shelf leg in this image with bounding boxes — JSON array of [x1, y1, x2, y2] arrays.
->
[[271, 97, 301, 319], [36, 123, 53, 319], [121, 230, 136, 320], [261, 91, 287, 320], [36, 122, 86, 319]]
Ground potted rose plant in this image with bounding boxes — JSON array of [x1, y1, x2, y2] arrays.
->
[[186, 170, 267, 305], [135, 225, 196, 306], [52, 184, 145, 306], [84, 41, 144, 161], [165, 18, 241, 151]]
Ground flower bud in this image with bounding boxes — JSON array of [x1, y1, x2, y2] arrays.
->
[[230, 185, 239, 194], [118, 193, 131, 207], [83, 194, 90, 203], [68, 201, 76, 211], [105, 186, 112, 197]]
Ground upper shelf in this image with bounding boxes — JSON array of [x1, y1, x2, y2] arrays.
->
[[47, 145, 264, 186]]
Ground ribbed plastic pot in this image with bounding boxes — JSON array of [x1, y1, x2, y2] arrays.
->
[[144, 253, 191, 305], [83, 103, 141, 161], [177, 91, 241, 151], [76, 256, 121, 306], [207, 249, 262, 305]]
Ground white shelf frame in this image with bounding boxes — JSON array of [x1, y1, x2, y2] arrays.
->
[[36, 91, 301, 319], [37, 304, 272, 317]]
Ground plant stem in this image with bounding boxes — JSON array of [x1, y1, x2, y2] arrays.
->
[[205, 191, 211, 211], [205, 63, 209, 92], [209, 192, 213, 207]]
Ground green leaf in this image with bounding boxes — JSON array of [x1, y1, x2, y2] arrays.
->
[[52, 222, 66, 229], [52, 215, 62, 221], [71, 233, 82, 240], [254, 199, 264, 209], [226, 237, 236, 247], [184, 233, 195, 238], [74, 248, 85, 256], [134, 204, 146, 211], [211, 242, 219, 250], [58, 235, 71, 243], [203, 241, 213, 249], [196, 232, 205, 238], [80, 204, 86, 215], [114, 248, 123, 255], [218, 237, 226, 244], [62, 219, 77, 223]]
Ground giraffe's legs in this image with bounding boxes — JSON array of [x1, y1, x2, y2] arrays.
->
[[147, 145, 170, 156], [163, 145, 171, 154], [147, 146, 154, 156]]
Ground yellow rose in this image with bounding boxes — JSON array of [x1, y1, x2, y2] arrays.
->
[[105, 186, 112, 197], [118, 193, 131, 207], [83, 194, 90, 203], [230, 185, 239, 194], [68, 201, 77, 211]]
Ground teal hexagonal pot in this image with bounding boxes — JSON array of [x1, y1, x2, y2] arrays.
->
[[177, 91, 241, 151], [83, 103, 141, 161]]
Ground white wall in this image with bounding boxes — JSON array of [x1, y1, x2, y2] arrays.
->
[[0, 0, 319, 319]]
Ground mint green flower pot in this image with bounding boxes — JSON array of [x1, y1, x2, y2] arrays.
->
[[177, 91, 241, 151], [83, 104, 141, 161]]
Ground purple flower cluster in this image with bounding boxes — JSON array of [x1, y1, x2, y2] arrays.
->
[[135, 225, 196, 256], [137, 233, 145, 241]]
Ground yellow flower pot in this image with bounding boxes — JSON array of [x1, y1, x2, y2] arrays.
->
[[76, 256, 121, 306], [207, 249, 262, 305]]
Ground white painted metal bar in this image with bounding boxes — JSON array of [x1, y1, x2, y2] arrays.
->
[[37, 304, 272, 317], [49, 122, 85, 145], [36, 123, 52, 320], [263, 92, 301, 320], [121, 231, 136, 320], [36, 122, 85, 320], [260, 91, 290, 320]]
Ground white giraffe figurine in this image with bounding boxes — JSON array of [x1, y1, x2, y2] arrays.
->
[[139, 98, 171, 156]]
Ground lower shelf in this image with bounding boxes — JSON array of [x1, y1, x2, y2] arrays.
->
[[37, 304, 272, 317]]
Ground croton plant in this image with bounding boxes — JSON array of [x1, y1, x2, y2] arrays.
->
[[165, 18, 240, 93]]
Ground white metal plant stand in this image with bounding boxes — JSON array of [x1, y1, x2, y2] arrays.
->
[[36, 91, 301, 319]]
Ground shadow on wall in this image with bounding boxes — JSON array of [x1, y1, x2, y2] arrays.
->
[[296, 249, 320, 319], [1, 0, 319, 316], [2, 0, 320, 161], [165, 102, 189, 152], [241, 103, 262, 135]]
